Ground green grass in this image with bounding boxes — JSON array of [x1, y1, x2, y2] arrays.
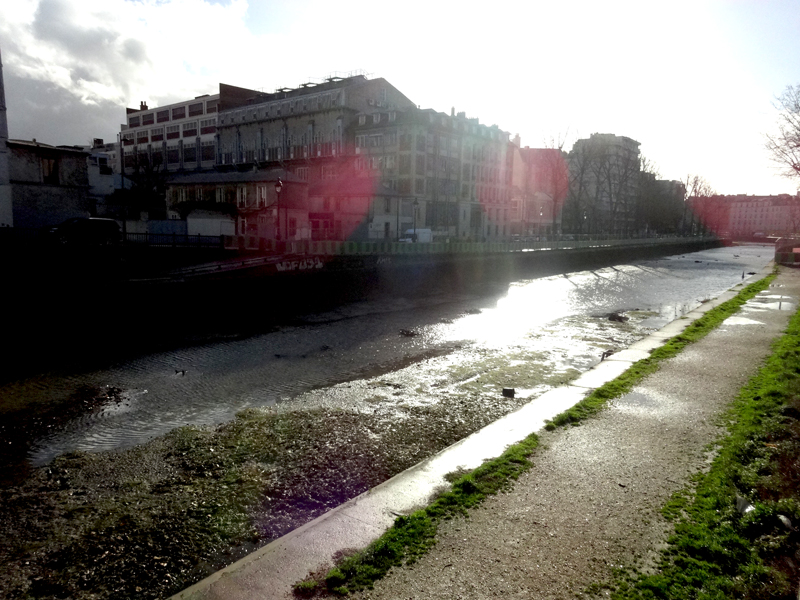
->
[[605, 276, 800, 600], [294, 434, 540, 596], [545, 273, 776, 430], [293, 271, 779, 597]]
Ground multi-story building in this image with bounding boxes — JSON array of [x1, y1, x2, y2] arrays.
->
[[705, 194, 800, 237], [120, 73, 515, 244], [352, 106, 513, 241], [120, 83, 263, 175], [215, 72, 414, 177], [509, 140, 568, 237], [565, 133, 641, 234]]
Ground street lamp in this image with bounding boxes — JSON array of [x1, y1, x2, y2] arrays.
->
[[275, 178, 283, 249]]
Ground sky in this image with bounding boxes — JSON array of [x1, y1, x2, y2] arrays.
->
[[1, 0, 799, 195]]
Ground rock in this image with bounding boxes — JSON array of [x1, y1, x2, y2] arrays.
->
[[608, 313, 628, 323], [735, 495, 755, 514], [502, 388, 515, 398]]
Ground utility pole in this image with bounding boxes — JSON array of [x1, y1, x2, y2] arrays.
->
[[0, 46, 13, 227]]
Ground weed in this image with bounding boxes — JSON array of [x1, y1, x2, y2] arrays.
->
[[607, 275, 800, 600], [297, 433, 539, 595]]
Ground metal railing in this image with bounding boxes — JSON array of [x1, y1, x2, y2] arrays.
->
[[123, 233, 224, 248]]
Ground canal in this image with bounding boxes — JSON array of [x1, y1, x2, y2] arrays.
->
[[1, 244, 771, 469]]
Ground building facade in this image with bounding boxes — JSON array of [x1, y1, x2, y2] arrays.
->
[[6, 140, 91, 229], [565, 133, 641, 234], [704, 194, 800, 237], [352, 106, 513, 241], [509, 142, 568, 237], [120, 73, 517, 244]]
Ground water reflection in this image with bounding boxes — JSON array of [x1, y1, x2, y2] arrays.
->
[[2, 245, 772, 466]]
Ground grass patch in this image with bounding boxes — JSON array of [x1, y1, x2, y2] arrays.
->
[[294, 434, 539, 596], [545, 273, 776, 430], [602, 276, 800, 600]]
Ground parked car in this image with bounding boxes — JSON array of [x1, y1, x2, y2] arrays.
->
[[47, 218, 121, 246]]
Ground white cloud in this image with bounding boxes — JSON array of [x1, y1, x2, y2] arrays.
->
[[0, 0, 796, 193]]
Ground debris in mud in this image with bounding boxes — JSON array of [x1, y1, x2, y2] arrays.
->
[[0, 385, 529, 600], [608, 312, 629, 323], [399, 329, 418, 337]]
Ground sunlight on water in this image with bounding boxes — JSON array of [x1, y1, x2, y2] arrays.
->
[[443, 277, 577, 347]]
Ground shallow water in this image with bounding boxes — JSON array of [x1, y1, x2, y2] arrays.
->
[[0, 245, 772, 466]]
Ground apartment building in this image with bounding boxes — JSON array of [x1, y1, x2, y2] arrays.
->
[[120, 83, 262, 175], [565, 133, 641, 234], [215, 73, 415, 177], [352, 106, 513, 241], [509, 142, 568, 237], [712, 194, 800, 237]]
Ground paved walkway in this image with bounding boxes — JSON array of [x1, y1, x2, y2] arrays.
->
[[174, 265, 797, 600]]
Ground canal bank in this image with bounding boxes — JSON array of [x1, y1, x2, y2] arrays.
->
[[171, 263, 795, 600], [0, 245, 770, 600]]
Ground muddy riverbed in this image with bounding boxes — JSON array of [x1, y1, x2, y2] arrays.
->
[[0, 245, 773, 599]]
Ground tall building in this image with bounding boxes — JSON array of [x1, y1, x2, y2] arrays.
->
[[352, 106, 512, 241], [119, 73, 515, 243], [707, 194, 800, 237], [509, 142, 568, 237], [565, 133, 641, 234], [120, 83, 262, 175]]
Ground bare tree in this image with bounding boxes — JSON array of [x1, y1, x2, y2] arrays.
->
[[682, 174, 715, 235], [765, 85, 800, 181], [564, 142, 594, 233]]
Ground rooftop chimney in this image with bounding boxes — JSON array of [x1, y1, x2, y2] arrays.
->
[[140, 101, 148, 111]]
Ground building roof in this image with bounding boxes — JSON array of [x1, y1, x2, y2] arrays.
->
[[7, 139, 89, 155]]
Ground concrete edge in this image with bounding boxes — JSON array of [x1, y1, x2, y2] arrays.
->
[[170, 262, 776, 600]]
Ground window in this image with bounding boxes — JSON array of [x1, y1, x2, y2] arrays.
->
[[257, 185, 267, 208], [188, 103, 203, 117], [236, 186, 247, 207], [216, 187, 224, 203], [183, 143, 196, 163], [121, 132, 134, 146], [295, 166, 309, 180], [157, 110, 170, 123], [166, 125, 180, 140], [150, 128, 164, 142], [182, 122, 197, 137], [42, 158, 59, 184], [129, 116, 140, 127], [385, 198, 391, 213], [389, 112, 396, 122], [142, 113, 154, 126], [167, 145, 180, 164], [206, 100, 218, 113], [172, 106, 186, 120], [200, 118, 216, 135], [358, 115, 366, 125], [373, 113, 381, 124], [136, 130, 149, 143], [201, 141, 215, 162]]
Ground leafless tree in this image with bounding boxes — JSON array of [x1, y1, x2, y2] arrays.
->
[[682, 174, 716, 235], [765, 85, 800, 181]]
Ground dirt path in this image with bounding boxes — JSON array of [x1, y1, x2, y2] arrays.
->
[[349, 270, 800, 600]]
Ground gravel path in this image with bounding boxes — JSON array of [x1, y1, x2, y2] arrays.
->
[[350, 269, 800, 600]]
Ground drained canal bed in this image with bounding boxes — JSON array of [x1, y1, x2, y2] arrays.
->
[[0, 245, 772, 599]]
